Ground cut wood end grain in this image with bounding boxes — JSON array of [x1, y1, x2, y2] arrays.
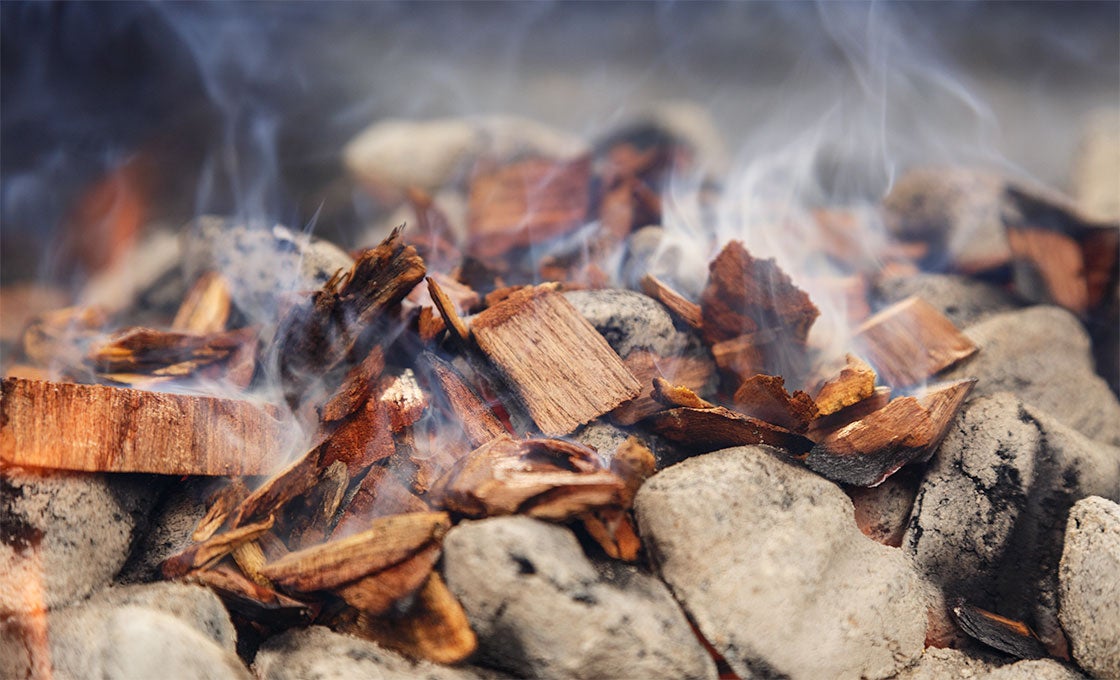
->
[[0, 377, 285, 476]]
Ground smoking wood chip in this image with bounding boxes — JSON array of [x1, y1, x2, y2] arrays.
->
[[336, 541, 442, 615], [192, 479, 250, 542], [320, 397, 396, 477], [259, 511, 450, 593], [813, 354, 877, 416], [611, 352, 715, 425], [230, 444, 328, 528], [732, 374, 819, 432], [332, 467, 430, 539], [431, 436, 625, 519], [644, 405, 814, 456], [806, 386, 892, 442], [186, 563, 314, 626], [470, 284, 641, 436], [161, 515, 275, 579], [699, 240, 820, 345], [378, 370, 428, 432], [639, 274, 702, 330], [171, 271, 232, 334], [649, 376, 714, 410], [416, 307, 446, 343], [466, 156, 592, 260], [951, 599, 1049, 660], [0, 377, 284, 475], [87, 326, 255, 377], [320, 347, 385, 423], [427, 354, 508, 447], [347, 572, 477, 665], [275, 227, 426, 402], [854, 296, 978, 388], [804, 379, 975, 486], [708, 327, 811, 385], [286, 461, 349, 551], [425, 276, 470, 343]]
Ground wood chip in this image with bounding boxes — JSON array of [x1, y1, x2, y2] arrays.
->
[[86, 326, 253, 377], [192, 479, 250, 542], [161, 515, 275, 579], [425, 276, 470, 343], [320, 347, 385, 423], [854, 296, 977, 388], [186, 563, 314, 625], [611, 436, 656, 507], [21, 305, 108, 375], [804, 379, 975, 486], [171, 271, 232, 334], [639, 274, 702, 330], [378, 370, 428, 432], [431, 436, 624, 519], [336, 541, 442, 615], [644, 405, 813, 456], [611, 352, 714, 425], [649, 376, 714, 410], [813, 354, 877, 416], [467, 156, 591, 259], [709, 327, 810, 385], [229, 444, 327, 529], [1006, 226, 1089, 314], [286, 461, 349, 550], [427, 354, 508, 447], [259, 511, 450, 593], [806, 386, 892, 442], [732, 374, 818, 432], [0, 377, 284, 475], [332, 465, 431, 539], [470, 284, 641, 436], [320, 398, 396, 477], [583, 510, 642, 562], [951, 599, 1048, 660], [349, 572, 477, 665], [274, 227, 426, 402], [699, 241, 819, 345]]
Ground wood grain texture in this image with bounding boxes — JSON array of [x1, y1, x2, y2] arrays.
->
[[0, 377, 284, 475], [855, 296, 978, 388], [471, 284, 641, 436]]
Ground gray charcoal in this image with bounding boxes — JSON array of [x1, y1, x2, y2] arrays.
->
[[1059, 496, 1120, 680]]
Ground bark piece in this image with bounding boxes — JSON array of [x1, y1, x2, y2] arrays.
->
[[320, 347, 384, 423], [259, 511, 450, 593], [335, 541, 442, 615], [639, 275, 702, 330], [644, 406, 813, 456], [349, 572, 477, 665], [699, 241, 819, 345], [172, 271, 232, 334], [732, 374, 818, 432], [161, 516, 275, 579], [470, 284, 641, 436], [431, 436, 624, 519], [274, 227, 426, 402], [0, 377, 284, 475], [611, 352, 714, 425], [951, 599, 1049, 660], [813, 354, 877, 416], [805, 379, 976, 486], [854, 296, 978, 388], [427, 354, 508, 447], [467, 156, 591, 259], [650, 376, 714, 410]]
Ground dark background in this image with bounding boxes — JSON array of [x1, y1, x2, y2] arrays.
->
[[2, 1, 1118, 283]]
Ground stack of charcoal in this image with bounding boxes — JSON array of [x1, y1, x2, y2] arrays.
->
[[1, 109, 1118, 680]]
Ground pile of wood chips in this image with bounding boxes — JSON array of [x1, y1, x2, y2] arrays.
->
[[5, 131, 1114, 666]]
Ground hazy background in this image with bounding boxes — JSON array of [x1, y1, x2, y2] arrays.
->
[[2, 1, 1117, 282]]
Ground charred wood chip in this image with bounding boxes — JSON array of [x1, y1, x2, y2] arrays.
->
[[161, 515, 275, 579], [813, 354, 877, 417], [854, 296, 977, 388], [285, 461, 349, 551], [431, 436, 624, 519], [732, 374, 818, 432], [470, 284, 641, 436], [644, 405, 813, 456], [274, 227, 426, 404], [951, 599, 1049, 660], [378, 370, 428, 432], [258, 511, 450, 593], [699, 241, 819, 346], [343, 572, 477, 665], [320, 347, 385, 423]]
